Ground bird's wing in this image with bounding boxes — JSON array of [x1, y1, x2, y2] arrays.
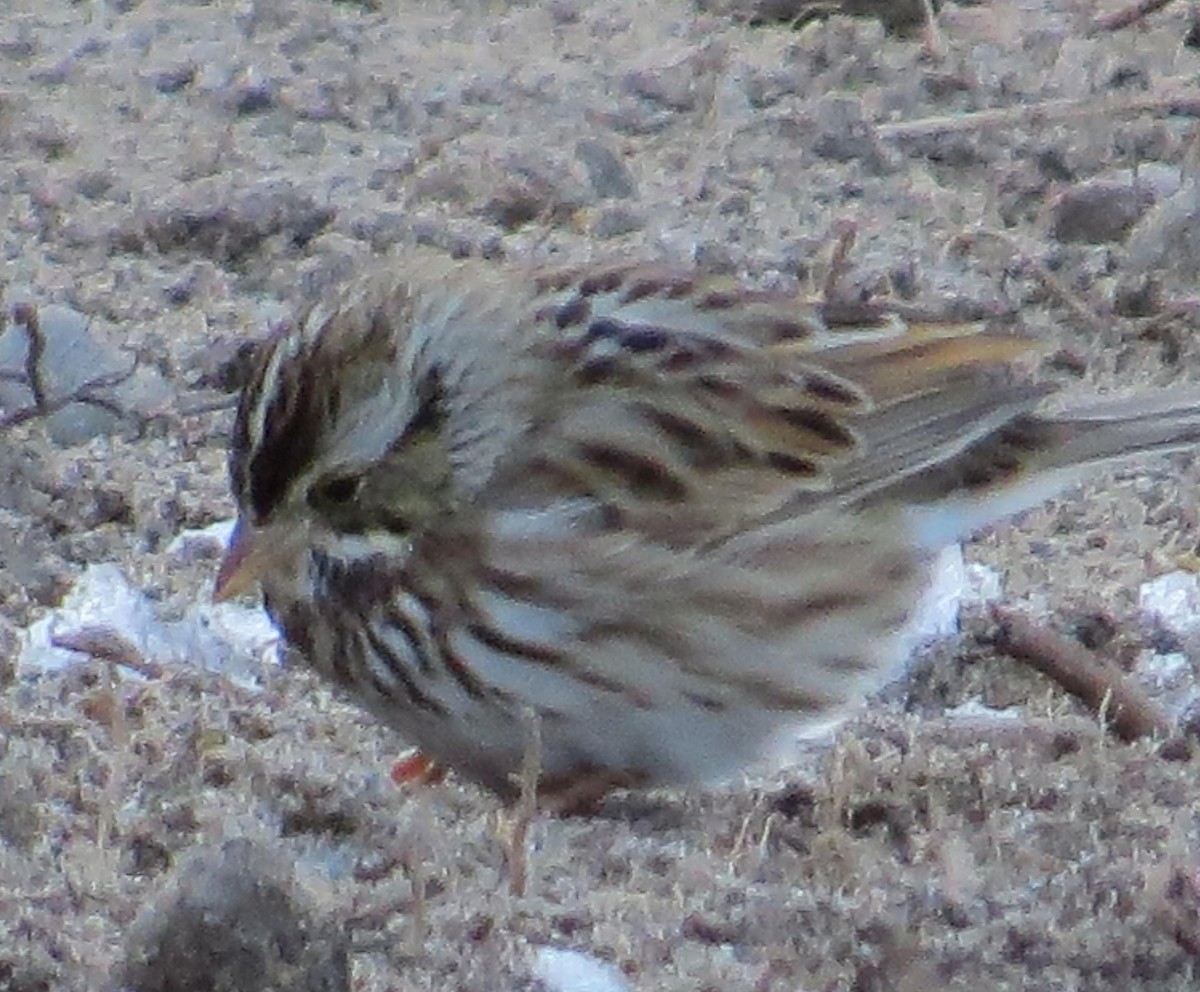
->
[[487, 260, 1050, 542]]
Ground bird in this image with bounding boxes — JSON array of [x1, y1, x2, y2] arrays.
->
[[213, 247, 1200, 810]]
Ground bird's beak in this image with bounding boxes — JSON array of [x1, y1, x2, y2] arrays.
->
[[213, 518, 266, 603]]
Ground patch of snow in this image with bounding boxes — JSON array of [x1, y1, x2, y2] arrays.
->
[[1139, 570, 1200, 635], [532, 947, 632, 992], [18, 561, 279, 686]]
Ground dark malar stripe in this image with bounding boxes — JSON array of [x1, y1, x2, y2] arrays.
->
[[359, 623, 448, 715], [380, 601, 440, 676], [401, 582, 491, 701]]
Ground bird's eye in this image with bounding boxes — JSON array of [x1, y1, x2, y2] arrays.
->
[[308, 475, 361, 509]]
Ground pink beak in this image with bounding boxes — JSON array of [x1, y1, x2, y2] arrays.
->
[[213, 519, 259, 603]]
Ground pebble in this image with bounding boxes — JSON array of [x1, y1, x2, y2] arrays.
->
[[1049, 177, 1158, 244]]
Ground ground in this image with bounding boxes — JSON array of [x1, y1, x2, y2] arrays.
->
[[3, 0, 1200, 989]]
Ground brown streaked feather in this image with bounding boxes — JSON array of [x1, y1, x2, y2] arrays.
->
[[504, 270, 1044, 540]]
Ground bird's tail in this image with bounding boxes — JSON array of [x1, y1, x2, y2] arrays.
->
[[1045, 388, 1200, 470], [892, 387, 1200, 550]]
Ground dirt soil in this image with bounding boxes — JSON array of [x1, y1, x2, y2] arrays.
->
[[5, 0, 1200, 989]]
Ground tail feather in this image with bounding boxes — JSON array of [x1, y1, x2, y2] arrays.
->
[[1045, 389, 1200, 470], [864, 387, 1200, 550]]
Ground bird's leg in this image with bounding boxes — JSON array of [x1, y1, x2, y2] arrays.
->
[[390, 750, 446, 787]]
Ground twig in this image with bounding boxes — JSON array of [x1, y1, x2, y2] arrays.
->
[[51, 625, 145, 852], [0, 391, 122, 430], [51, 625, 165, 679], [821, 219, 858, 304], [990, 607, 1171, 743], [100, 656, 124, 849], [876, 87, 1200, 141], [10, 302, 48, 408], [507, 707, 543, 898], [918, 0, 946, 61], [1093, 0, 1178, 33]]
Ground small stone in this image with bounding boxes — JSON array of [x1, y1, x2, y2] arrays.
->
[[1113, 275, 1164, 318], [75, 169, 116, 200], [1158, 736, 1193, 762], [533, 947, 632, 992], [1180, 699, 1200, 740], [1050, 179, 1156, 244], [484, 180, 546, 230], [232, 76, 278, 115], [812, 94, 896, 173], [24, 116, 73, 159], [621, 42, 724, 113], [0, 35, 36, 62], [150, 62, 196, 94], [0, 301, 148, 445], [624, 63, 698, 112], [0, 616, 17, 686], [591, 205, 644, 239], [575, 139, 636, 199], [120, 838, 349, 992], [591, 100, 676, 137], [548, 0, 583, 23], [482, 164, 588, 231], [742, 67, 799, 109]]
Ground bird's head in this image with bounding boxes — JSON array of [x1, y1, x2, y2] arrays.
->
[[214, 275, 461, 602]]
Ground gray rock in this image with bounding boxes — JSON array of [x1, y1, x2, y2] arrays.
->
[[1050, 178, 1157, 244], [1126, 179, 1200, 283], [0, 301, 170, 445], [575, 139, 637, 200]]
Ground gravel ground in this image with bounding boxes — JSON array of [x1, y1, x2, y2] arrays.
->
[[5, 0, 1200, 989]]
